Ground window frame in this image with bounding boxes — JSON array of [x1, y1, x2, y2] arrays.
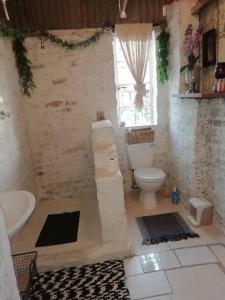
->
[[113, 34, 158, 128]]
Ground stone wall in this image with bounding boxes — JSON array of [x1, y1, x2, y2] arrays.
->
[[205, 99, 225, 232], [0, 39, 35, 300], [168, 0, 200, 202], [24, 29, 170, 201], [167, 0, 225, 234]]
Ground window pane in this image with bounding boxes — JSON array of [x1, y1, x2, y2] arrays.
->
[[118, 89, 131, 107], [117, 62, 134, 84], [120, 107, 136, 127]]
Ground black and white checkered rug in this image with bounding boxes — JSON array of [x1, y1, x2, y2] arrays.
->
[[32, 260, 130, 300]]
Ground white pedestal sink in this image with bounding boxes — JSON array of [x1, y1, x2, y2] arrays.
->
[[0, 191, 35, 238]]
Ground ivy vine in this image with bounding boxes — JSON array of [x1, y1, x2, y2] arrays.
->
[[157, 30, 170, 85], [0, 22, 105, 96]]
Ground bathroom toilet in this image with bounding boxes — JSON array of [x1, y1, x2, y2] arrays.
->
[[134, 167, 166, 209], [127, 141, 166, 209]]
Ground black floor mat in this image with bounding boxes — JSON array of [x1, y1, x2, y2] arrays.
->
[[35, 211, 80, 247], [136, 212, 199, 245]]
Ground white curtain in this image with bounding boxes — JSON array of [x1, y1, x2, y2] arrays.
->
[[116, 23, 152, 111]]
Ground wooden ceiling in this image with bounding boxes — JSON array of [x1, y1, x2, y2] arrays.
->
[[0, 0, 175, 30]]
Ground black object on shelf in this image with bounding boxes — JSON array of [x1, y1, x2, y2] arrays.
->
[[12, 251, 40, 300]]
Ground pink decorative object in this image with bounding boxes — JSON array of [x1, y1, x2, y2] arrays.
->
[[181, 24, 203, 93], [183, 24, 203, 57]]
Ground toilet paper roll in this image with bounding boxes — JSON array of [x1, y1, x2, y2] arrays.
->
[[107, 158, 119, 174]]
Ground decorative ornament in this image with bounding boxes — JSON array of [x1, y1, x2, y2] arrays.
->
[[1, 0, 10, 20], [160, 19, 168, 31], [103, 20, 115, 33], [0, 21, 114, 96]]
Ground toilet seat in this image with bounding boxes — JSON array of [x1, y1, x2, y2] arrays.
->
[[134, 167, 165, 183]]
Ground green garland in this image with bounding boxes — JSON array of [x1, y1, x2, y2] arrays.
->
[[0, 22, 105, 96], [12, 37, 35, 96], [157, 30, 170, 85]]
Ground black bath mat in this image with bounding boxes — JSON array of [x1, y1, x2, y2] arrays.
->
[[32, 260, 131, 300], [136, 212, 199, 245], [35, 211, 80, 247]]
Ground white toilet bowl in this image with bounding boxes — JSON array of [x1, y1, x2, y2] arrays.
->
[[134, 167, 166, 209]]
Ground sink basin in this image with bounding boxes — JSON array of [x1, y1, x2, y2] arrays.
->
[[0, 191, 35, 238]]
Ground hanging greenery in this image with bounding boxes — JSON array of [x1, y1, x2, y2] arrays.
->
[[12, 37, 35, 96], [0, 22, 105, 96], [157, 30, 170, 85]]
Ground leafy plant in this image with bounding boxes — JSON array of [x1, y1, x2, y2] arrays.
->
[[0, 22, 105, 96], [12, 37, 35, 96], [157, 30, 170, 85], [180, 53, 200, 74]]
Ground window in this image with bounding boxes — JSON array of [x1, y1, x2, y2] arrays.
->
[[113, 33, 157, 127]]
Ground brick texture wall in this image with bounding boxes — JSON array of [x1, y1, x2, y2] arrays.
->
[[24, 29, 170, 201], [168, 0, 225, 234]]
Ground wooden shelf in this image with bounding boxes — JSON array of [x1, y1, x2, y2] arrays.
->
[[191, 0, 214, 15], [173, 92, 225, 99]]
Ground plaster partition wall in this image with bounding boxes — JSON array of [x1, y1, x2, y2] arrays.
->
[[24, 28, 170, 201], [0, 39, 35, 193]]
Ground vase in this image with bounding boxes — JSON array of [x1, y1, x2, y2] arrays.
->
[[184, 67, 200, 93]]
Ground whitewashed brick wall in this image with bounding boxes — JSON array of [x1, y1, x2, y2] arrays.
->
[[24, 29, 170, 201], [168, 0, 201, 201], [168, 0, 225, 233], [204, 100, 225, 233]]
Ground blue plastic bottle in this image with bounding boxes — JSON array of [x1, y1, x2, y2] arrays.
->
[[172, 186, 179, 204]]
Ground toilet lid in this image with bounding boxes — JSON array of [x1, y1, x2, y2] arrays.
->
[[134, 168, 165, 182]]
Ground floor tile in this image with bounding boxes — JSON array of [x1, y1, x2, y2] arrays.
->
[[139, 295, 172, 300], [166, 264, 225, 300], [126, 271, 171, 300], [210, 244, 225, 267], [133, 243, 171, 256], [124, 256, 143, 276], [175, 246, 218, 266], [140, 250, 180, 272]]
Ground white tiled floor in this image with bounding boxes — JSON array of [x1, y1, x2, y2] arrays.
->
[[175, 246, 218, 266], [126, 271, 171, 299], [14, 190, 225, 299], [210, 244, 225, 268], [125, 192, 225, 256], [124, 256, 143, 276], [146, 296, 172, 300], [125, 192, 225, 299], [140, 250, 180, 272], [166, 264, 225, 300]]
